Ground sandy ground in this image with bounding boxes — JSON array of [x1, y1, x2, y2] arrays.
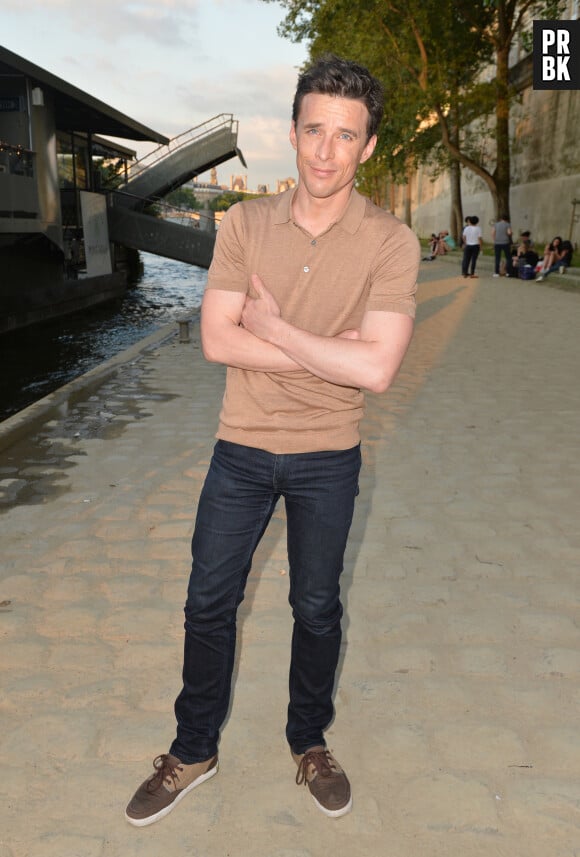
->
[[1, 262, 579, 857]]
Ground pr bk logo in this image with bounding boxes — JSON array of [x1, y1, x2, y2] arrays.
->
[[533, 21, 580, 89]]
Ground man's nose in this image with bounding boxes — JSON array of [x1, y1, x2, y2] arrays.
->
[[316, 134, 334, 160]]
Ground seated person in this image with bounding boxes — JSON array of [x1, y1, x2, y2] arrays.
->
[[536, 236, 573, 281], [513, 231, 538, 270], [433, 231, 449, 256], [442, 231, 456, 251], [424, 231, 450, 260]]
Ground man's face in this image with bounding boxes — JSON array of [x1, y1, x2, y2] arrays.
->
[[290, 93, 377, 201]]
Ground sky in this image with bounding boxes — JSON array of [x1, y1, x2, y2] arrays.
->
[[2, 0, 308, 190]]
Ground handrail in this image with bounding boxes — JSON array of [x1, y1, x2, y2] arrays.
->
[[108, 188, 208, 229], [110, 114, 237, 187]]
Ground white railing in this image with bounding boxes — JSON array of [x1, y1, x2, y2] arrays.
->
[[122, 114, 236, 185]]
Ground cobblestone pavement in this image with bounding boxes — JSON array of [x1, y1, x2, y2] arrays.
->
[[1, 265, 579, 857]]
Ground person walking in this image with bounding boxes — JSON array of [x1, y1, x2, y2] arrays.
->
[[492, 214, 514, 277], [125, 54, 419, 827], [461, 215, 483, 278]]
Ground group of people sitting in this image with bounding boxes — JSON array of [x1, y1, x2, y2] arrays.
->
[[425, 223, 574, 282], [512, 232, 574, 280], [423, 230, 456, 260]]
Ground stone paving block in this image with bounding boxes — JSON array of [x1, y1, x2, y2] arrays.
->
[[0, 674, 68, 712], [500, 777, 580, 847], [97, 714, 178, 761], [99, 606, 177, 642], [392, 771, 500, 834], [48, 640, 115, 673], [378, 645, 438, 675], [453, 646, 510, 677], [533, 647, 580, 677], [529, 728, 580, 775], [34, 606, 101, 639], [141, 540, 186, 561], [43, 574, 97, 602], [145, 521, 192, 540], [101, 575, 162, 604], [0, 639, 48, 671], [1, 711, 97, 761], [430, 721, 527, 770]]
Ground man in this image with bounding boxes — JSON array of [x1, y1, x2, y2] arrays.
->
[[125, 54, 419, 827], [492, 214, 514, 277]]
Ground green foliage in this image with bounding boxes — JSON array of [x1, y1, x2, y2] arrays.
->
[[143, 202, 162, 218], [208, 191, 248, 211], [208, 191, 266, 211], [265, 0, 567, 216], [95, 158, 127, 190], [165, 187, 201, 210]]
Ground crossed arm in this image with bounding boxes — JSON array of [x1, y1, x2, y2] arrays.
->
[[201, 273, 414, 394]]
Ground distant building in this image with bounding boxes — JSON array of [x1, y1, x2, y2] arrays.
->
[[276, 177, 296, 194], [231, 174, 247, 191]]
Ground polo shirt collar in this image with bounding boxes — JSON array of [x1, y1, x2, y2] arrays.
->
[[273, 186, 366, 234]]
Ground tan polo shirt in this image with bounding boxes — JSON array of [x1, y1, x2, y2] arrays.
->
[[205, 187, 419, 454]]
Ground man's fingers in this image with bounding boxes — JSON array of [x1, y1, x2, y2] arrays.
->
[[250, 273, 265, 296]]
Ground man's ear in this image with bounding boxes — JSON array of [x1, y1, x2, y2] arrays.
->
[[360, 134, 377, 164], [289, 121, 297, 151]]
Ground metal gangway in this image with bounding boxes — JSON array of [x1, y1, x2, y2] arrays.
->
[[111, 114, 246, 207], [106, 114, 246, 269], [107, 191, 217, 269]]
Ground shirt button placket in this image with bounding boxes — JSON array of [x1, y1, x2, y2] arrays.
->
[[303, 239, 316, 274]]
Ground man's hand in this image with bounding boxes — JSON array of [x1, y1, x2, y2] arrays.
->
[[240, 274, 281, 342], [236, 272, 412, 394], [335, 328, 361, 341]]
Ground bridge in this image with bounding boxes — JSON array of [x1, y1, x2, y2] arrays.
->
[[107, 114, 246, 268]]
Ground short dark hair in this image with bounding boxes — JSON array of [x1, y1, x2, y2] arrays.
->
[[292, 54, 384, 141], [469, 215, 479, 225]]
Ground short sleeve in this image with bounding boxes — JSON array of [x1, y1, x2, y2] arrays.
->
[[205, 203, 249, 294], [365, 222, 420, 317]]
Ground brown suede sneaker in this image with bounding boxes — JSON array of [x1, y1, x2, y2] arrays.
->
[[292, 745, 352, 818], [125, 753, 218, 827]]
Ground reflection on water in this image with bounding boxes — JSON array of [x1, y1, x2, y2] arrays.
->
[[0, 253, 207, 422]]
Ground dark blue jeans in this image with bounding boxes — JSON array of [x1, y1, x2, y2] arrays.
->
[[494, 243, 513, 275], [462, 244, 480, 276], [170, 440, 361, 763]]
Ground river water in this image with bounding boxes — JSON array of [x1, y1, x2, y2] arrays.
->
[[0, 253, 208, 422]]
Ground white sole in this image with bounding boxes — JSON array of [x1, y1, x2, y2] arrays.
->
[[125, 761, 218, 827], [311, 792, 353, 818]]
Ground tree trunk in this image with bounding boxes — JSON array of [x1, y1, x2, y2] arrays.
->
[[449, 161, 463, 244], [493, 30, 511, 220], [448, 108, 463, 243], [404, 163, 413, 227]]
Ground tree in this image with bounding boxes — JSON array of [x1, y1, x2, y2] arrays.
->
[[437, 0, 566, 218], [208, 191, 270, 211], [165, 187, 201, 210], [266, 0, 565, 221]]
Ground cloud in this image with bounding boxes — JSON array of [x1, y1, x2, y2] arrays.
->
[[6, 0, 202, 48], [3, 0, 305, 186], [174, 64, 299, 124]]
